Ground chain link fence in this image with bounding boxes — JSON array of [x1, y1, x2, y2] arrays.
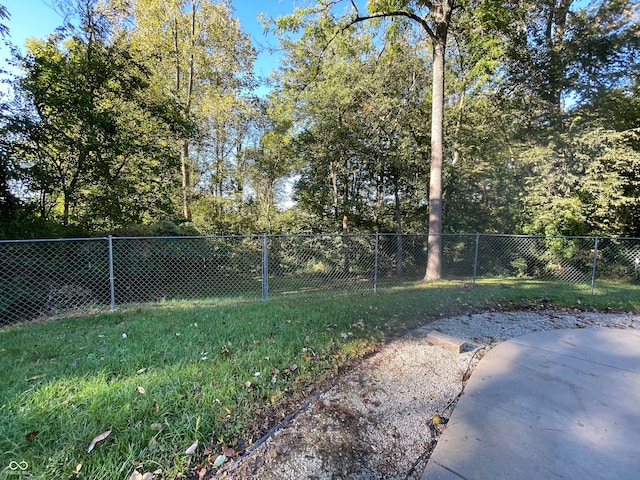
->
[[1, 233, 639, 326]]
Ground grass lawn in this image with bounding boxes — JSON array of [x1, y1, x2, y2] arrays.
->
[[1, 279, 638, 479]]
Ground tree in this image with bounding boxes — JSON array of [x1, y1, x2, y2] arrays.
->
[[7, 1, 184, 231], [0, 4, 18, 233], [244, 100, 296, 233], [129, 0, 256, 221], [0, 97, 22, 235], [272, 17, 427, 235], [503, 0, 639, 133], [276, 0, 512, 278], [441, 4, 520, 234], [500, 0, 640, 236], [337, 0, 453, 280]]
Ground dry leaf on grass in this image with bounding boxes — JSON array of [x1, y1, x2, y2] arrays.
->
[[87, 429, 112, 453], [129, 469, 161, 480], [185, 439, 198, 455]]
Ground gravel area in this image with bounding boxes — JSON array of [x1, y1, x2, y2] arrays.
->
[[217, 309, 640, 480]]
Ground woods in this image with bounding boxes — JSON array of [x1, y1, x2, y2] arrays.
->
[[1, 0, 638, 247]]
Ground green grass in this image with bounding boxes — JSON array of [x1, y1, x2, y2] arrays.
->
[[1, 279, 638, 479]]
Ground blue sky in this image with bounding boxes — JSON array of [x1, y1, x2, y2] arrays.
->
[[0, 0, 302, 83]]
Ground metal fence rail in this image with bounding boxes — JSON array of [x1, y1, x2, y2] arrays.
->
[[1, 233, 639, 326]]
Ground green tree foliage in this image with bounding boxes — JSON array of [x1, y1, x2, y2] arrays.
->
[[1, 0, 638, 241], [503, 0, 639, 132], [128, 0, 256, 223], [271, 0, 523, 278], [440, 1, 519, 234], [499, 0, 640, 236], [271, 14, 433, 235], [242, 99, 296, 233], [5, 1, 184, 234]]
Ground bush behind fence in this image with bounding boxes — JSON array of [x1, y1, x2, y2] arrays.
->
[[1, 233, 639, 326]]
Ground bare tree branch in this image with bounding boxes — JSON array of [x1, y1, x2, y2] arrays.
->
[[346, 10, 437, 42]]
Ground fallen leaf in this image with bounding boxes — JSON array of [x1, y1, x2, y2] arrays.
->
[[244, 381, 252, 389], [432, 415, 448, 425], [27, 374, 44, 382], [289, 363, 298, 372], [152, 402, 159, 412], [223, 445, 235, 457], [136, 368, 147, 374], [137, 386, 146, 395], [25, 430, 40, 442], [185, 439, 198, 455], [87, 429, 112, 453], [129, 471, 156, 480], [75, 464, 82, 473]]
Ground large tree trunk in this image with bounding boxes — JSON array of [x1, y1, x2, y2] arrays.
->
[[342, 0, 455, 280], [424, 35, 446, 281]]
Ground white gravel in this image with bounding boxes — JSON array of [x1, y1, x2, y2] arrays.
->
[[220, 310, 640, 480]]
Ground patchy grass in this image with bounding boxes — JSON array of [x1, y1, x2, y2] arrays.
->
[[0, 279, 638, 479]]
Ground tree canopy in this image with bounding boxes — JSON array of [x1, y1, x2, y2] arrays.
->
[[0, 0, 638, 242]]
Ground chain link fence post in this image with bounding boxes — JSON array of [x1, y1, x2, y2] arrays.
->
[[262, 234, 269, 302], [472, 233, 480, 285], [373, 233, 379, 294], [590, 236, 599, 296], [108, 235, 115, 311]]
